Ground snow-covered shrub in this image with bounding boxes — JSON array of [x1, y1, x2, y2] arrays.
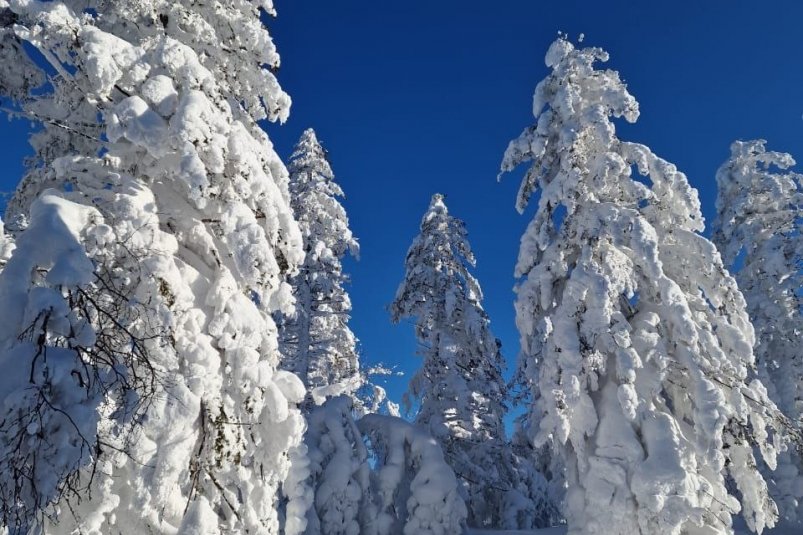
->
[[714, 140, 803, 525], [358, 414, 467, 535], [502, 421, 564, 530], [300, 396, 372, 535], [285, 398, 464, 535], [500, 36, 782, 534]]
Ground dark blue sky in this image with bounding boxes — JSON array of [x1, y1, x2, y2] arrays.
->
[[263, 1, 803, 413], [2, 1, 803, 418]]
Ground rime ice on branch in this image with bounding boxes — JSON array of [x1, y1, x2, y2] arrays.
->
[[0, 1, 305, 533], [501, 36, 782, 535]]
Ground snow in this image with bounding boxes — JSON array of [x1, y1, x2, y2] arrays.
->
[[391, 194, 555, 529], [277, 128, 364, 411], [140, 74, 179, 117], [500, 36, 782, 535], [0, 1, 306, 533], [0, 5, 800, 535], [107, 95, 169, 156]]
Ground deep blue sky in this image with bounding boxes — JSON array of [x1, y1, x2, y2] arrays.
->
[[2, 1, 803, 419]]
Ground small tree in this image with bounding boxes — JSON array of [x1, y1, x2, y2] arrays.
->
[[714, 139, 803, 524], [283, 393, 467, 535], [358, 413, 467, 535], [296, 396, 372, 535], [279, 128, 362, 410], [390, 193, 517, 527], [500, 36, 782, 534]]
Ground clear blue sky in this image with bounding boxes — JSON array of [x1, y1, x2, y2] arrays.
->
[[2, 1, 803, 419]]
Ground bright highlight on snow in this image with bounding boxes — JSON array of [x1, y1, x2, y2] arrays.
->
[[0, 3, 800, 535]]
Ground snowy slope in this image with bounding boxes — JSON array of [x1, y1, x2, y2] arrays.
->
[[469, 528, 800, 535], [468, 528, 567, 535]]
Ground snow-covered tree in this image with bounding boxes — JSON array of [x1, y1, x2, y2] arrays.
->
[[279, 128, 362, 409], [357, 413, 467, 535], [505, 423, 563, 530], [285, 395, 465, 535], [714, 139, 803, 524], [298, 395, 372, 535], [390, 193, 517, 528], [0, 1, 307, 533], [500, 36, 783, 535]]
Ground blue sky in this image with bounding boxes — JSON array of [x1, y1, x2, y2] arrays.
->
[[262, 1, 803, 414], [2, 1, 803, 421]]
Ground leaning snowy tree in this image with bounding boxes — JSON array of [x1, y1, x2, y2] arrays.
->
[[713, 139, 803, 525], [500, 36, 784, 535], [0, 1, 309, 533], [278, 128, 363, 410], [390, 193, 523, 528]]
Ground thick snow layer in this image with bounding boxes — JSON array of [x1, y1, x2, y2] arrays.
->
[[0, 1, 305, 533], [359, 413, 468, 535], [0, 191, 98, 341], [500, 36, 782, 535], [469, 526, 803, 535], [0, 191, 106, 527]]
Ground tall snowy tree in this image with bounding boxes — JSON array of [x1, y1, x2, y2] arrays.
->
[[390, 193, 516, 528], [713, 139, 803, 525], [500, 36, 783, 535], [0, 1, 308, 533], [279, 128, 362, 409]]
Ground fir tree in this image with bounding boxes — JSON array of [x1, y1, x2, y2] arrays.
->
[[500, 36, 782, 535], [390, 193, 514, 528], [279, 128, 362, 410]]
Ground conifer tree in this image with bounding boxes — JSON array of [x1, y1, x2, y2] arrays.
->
[[390, 193, 514, 527], [279, 128, 362, 409], [500, 36, 782, 534], [0, 1, 307, 532], [714, 139, 803, 524]]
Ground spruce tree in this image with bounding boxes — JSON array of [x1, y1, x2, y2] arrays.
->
[[0, 1, 306, 532], [279, 128, 362, 410], [390, 193, 513, 528], [500, 36, 782, 534], [714, 139, 803, 525]]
